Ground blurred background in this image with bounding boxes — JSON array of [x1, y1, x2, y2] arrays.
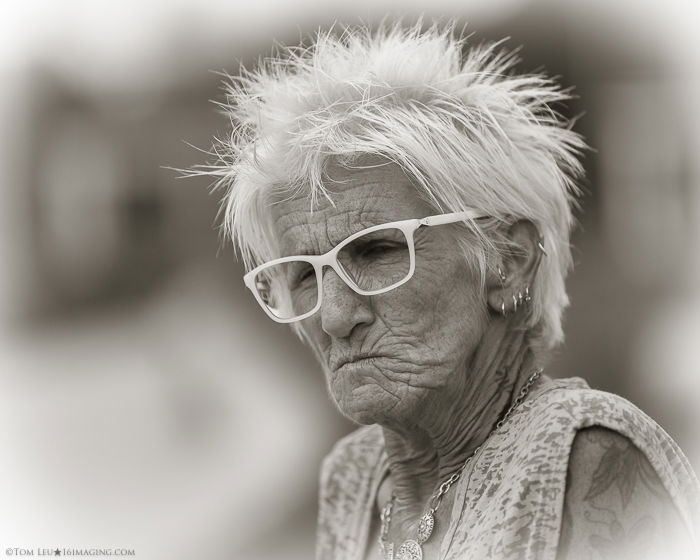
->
[[1, 1, 698, 558]]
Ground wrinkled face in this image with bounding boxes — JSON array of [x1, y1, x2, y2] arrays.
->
[[272, 160, 488, 427]]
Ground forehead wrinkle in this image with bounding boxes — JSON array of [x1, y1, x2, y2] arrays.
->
[[275, 209, 323, 256], [272, 161, 432, 257], [277, 207, 394, 257], [325, 208, 395, 247], [275, 199, 408, 256]]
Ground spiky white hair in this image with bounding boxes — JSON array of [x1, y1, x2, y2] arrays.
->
[[203, 22, 586, 348]]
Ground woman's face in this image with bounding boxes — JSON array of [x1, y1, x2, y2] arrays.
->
[[272, 160, 489, 427]]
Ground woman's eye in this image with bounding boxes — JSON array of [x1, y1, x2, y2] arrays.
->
[[292, 266, 315, 287], [360, 241, 402, 258]]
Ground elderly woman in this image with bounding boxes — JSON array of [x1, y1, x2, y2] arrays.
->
[[207, 23, 699, 560]]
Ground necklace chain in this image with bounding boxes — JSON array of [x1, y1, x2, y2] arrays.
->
[[378, 368, 543, 560]]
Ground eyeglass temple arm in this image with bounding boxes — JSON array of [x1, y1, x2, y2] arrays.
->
[[419, 210, 483, 227]]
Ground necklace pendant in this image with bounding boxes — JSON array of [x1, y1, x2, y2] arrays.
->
[[381, 542, 394, 560], [417, 511, 435, 544], [396, 539, 422, 560]]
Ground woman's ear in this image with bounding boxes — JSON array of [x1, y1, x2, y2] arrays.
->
[[486, 220, 544, 316]]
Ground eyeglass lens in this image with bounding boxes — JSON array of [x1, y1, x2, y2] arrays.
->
[[253, 227, 412, 320]]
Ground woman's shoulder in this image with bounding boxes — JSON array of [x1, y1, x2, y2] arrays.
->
[[519, 376, 696, 481], [320, 424, 385, 486], [521, 376, 700, 531], [538, 381, 700, 559], [450, 377, 700, 559], [523, 376, 670, 437], [316, 425, 386, 559]]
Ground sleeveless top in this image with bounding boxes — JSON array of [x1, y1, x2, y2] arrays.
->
[[315, 377, 700, 559]]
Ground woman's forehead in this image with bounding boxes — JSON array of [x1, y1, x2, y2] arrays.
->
[[270, 162, 431, 255]]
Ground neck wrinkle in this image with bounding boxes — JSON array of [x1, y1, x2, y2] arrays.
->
[[379, 319, 540, 530]]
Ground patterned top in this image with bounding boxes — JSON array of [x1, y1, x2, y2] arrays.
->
[[315, 377, 700, 559]]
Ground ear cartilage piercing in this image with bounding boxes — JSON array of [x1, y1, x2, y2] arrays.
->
[[537, 240, 547, 256], [497, 266, 507, 283]]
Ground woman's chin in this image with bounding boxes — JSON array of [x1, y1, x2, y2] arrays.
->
[[333, 384, 404, 426]]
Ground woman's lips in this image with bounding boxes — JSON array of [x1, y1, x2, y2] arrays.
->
[[333, 354, 384, 371]]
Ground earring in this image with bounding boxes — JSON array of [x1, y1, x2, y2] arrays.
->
[[512, 294, 519, 312], [497, 266, 507, 284], [524, 286, 532, 303], [501, 300, 507, 317], [537, 239, 547, 256]]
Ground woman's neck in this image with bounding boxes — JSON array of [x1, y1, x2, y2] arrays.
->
[[379, 321, 542, 534]]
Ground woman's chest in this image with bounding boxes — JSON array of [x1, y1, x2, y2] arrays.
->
[[362, 490, 459, 560], [362, 516, 447, 560]]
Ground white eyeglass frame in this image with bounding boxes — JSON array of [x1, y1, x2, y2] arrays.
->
[[243, 210, 485, 323]]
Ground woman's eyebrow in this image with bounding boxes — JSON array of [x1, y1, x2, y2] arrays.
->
[[277, 231, 318, 258], [327, 218, 398, 248]]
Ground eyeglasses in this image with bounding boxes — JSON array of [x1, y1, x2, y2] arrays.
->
[[243, 210, 484, 323]]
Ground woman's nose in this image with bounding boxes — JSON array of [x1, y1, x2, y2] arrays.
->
[[320, 268, 374, 338]]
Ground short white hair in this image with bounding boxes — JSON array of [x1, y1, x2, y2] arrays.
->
[[203, 21, 586, 348]]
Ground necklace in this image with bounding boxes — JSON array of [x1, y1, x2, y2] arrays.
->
[[378, 368, 542, 560]]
